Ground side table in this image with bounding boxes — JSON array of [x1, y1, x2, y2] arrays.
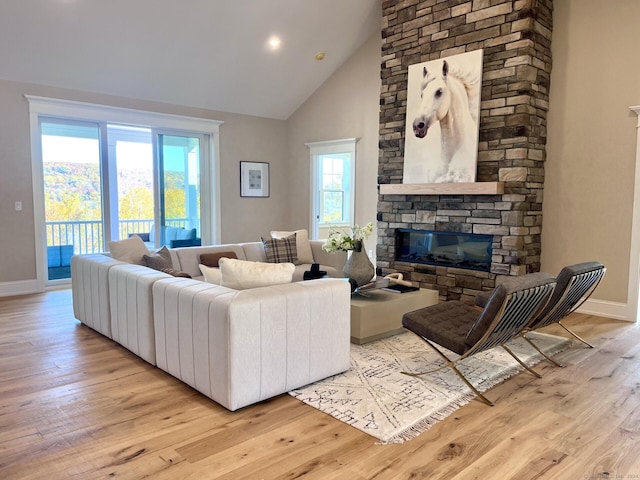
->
[[350, 288, 439, 344]]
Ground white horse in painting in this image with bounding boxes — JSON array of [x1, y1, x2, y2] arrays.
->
[[412, 59, 480, 182]]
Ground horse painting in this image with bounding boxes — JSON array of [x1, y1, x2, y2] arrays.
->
[[403, 50, 482, 184]]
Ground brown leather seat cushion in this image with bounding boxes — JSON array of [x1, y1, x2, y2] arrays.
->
[[402, 301, 479, 355]]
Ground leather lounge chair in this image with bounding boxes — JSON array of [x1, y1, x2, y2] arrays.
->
[[475, 262, 606, 367], [401, 273, 556, 406]]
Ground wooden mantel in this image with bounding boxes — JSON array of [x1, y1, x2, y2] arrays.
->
[[379, 182, 504, 195]]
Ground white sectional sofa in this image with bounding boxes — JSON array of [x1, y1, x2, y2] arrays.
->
[[71, 240, 350, 411]]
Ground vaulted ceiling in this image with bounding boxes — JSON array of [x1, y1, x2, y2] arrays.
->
[[0, 0, 381, 120]]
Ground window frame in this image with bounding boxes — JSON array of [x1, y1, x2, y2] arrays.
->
[[306, 138, 356, 240]]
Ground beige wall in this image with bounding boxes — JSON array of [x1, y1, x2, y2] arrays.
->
[[0, 79, 289, 285], [544, 0, 640, 305], [286, 33, 381, 256], [0, 82, 36, 282]]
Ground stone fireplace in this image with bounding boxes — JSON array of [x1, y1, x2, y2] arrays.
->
[[377, 0, 553, 302]]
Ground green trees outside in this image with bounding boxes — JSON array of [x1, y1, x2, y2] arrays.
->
[[45, 163, 188, 222], [44, 163, 102, 221], [118, 186, 154, 221]]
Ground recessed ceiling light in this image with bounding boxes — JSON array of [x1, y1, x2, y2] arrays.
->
[[268, 36, 281, 51], [315, 52, 325, 61]]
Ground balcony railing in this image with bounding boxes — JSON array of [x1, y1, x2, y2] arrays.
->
[[46, 218, 190, 255]]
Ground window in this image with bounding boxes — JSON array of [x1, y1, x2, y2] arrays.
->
[[307, 139, 356, 240], [321, 154, 349, 223]]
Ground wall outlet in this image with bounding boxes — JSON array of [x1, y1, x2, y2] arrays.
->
[[15, 201, 22, 211]]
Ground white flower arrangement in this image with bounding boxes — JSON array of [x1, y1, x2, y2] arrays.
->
[[322, 222, 373, 253]]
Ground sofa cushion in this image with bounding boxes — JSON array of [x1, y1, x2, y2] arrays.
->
[[271, 229, 314, 264], [170, 245, 247, 278], [177, 227, 198, 240], [199, 251, 238, 268], [261, 236, 298, 264], [108, 235, 150, 265], [219, 257, 295, 290], [161, 268, 192, 278], [240, 242, 267, 262], [199, 264, 222, 284], [143, 246, 172, 271]]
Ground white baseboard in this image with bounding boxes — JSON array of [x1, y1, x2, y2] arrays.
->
[[577, 298, 635, 322], [0, 279, 42, 298]]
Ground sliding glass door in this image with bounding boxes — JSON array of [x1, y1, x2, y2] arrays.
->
[[39, 121, 207, 282], [109, 125, 154, 242], [156, 133, 203, 248], [41, 120, 104, 281]]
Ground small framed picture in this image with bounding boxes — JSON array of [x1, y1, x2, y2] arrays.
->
[[240, 161, 270, 197]]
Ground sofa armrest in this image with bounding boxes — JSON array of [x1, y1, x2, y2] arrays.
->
[[310, 241, 347, 273]]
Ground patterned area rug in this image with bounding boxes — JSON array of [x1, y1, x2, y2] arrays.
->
[[289, 331, 571, 444]]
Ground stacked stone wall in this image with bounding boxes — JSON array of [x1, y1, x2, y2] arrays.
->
[[378, 0, 553, 302]]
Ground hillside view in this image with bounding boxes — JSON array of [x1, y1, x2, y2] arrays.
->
[[45, 162, 190, 222]]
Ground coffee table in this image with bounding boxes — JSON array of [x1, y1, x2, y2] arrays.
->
[[350, 288, 439, 344]]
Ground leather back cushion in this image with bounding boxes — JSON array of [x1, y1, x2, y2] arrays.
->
[[171, 245, 247, 278], [465, 272, 556, 347], [199, 251, 238, 268], [536, 261, 604, 319], [465, 285, 507, 347]]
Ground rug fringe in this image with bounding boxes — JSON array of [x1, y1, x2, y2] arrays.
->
[[382, 394, 475, 444]]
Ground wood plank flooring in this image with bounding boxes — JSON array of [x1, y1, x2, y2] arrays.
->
[[1, 289, 639, 479]]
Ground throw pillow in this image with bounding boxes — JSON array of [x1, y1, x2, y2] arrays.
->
[[199, 251, 238, 268], [271, 229, 314, 264], [143, 246, 172, 271], [219, 257, 295, 290], [161, 268, 192, 278], [261, 235, 298, 264], [108, 235, 150, 265], [198, 264, 222, 284]]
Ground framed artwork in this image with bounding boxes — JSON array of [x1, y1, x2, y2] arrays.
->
[[403, 49, 483, 184], [240, 161, 270, 197]]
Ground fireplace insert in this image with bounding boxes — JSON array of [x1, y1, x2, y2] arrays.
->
[[395, 228, 492, 272]]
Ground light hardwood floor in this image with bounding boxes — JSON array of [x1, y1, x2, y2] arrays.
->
[[1, 289, 639, 479]]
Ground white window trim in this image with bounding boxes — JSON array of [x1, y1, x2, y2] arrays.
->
[[25, 95, 223, 291], [306, 138, 357, 239]]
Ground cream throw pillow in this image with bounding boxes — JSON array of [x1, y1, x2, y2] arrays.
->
[[219, 257, 295, 290], [199, 264, 222, 284], [270, 229, 314, 264], [108, 235, 150, 265]]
